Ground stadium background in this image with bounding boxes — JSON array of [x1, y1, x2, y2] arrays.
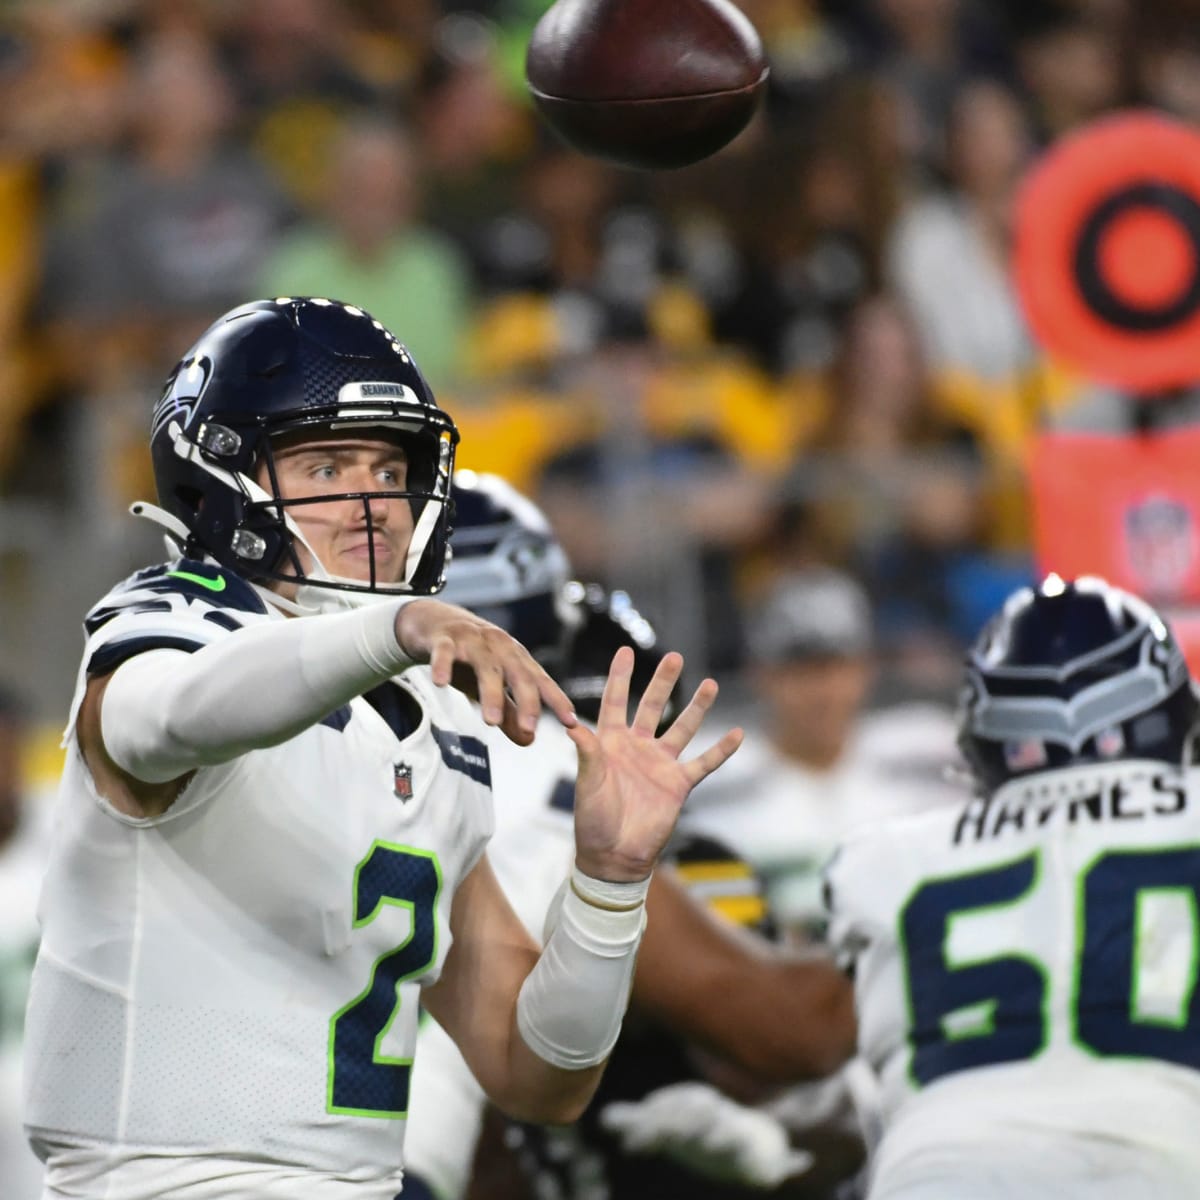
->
[[0, 0, 1198, 1191]]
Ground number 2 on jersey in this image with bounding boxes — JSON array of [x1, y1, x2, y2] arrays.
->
[[328, 842, 442, 1118], [902, 845, 1200, 1087]]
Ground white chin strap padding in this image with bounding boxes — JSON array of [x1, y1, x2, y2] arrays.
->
[[405, 495, 443, 586]]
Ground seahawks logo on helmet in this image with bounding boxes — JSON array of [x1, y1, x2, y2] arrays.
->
[[957, 575, 1200, 794], [152, 355, 212, 438]]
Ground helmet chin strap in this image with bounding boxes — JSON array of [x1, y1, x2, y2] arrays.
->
[[129, 501, 191, 554]]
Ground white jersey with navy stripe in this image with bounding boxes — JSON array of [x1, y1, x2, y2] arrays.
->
[[826, 762, 1200, 1199], [23, 561, 495, 1200]]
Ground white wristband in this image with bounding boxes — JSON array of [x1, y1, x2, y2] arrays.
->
[[570, 866, 651, 912], [516, 868, 650, 1070]]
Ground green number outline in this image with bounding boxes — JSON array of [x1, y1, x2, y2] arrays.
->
[[326, 840, 443, 1119], [899, 849, 1048, 1088], [1071, 844, 1200, 1054]]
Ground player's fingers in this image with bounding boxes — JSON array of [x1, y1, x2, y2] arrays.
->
[[427, 633, 456, 686], [541, 672, 578, 729], [681, 726, 744, 787], [658, 677, 719, 756], [498, 694, 536, 746], [631, 652, 684, 736], [595, 646, 635, 729], [472, 659, 508, 726], [565, 719, 600, 761], [503, 656, 547, 738]]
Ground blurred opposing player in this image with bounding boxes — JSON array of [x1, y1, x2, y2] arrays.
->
[[21, 299, 741, 1200], [404, 473, 858, 1200], [827, 575, 1200, 1199], [682, 567, 963, 944]]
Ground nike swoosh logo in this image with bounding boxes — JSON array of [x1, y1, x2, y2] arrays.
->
[[168, 570, 227, 593]]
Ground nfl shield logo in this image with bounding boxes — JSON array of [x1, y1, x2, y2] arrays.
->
[[393, 762, 414, 803], [1124, 494, 1197, 598]]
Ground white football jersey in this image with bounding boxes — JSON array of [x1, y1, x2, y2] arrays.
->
[[23, 562, 495, 1200], [405, 711, 576, 1199], [826, 761, 1200, 1199], [682, 704, 964, 938]]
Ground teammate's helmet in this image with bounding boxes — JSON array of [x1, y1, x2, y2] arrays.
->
[[560, 581, 681, 728], [149, 297, 458, 596], [441, 471, 573, 664], [957, 575, 1199, 794]]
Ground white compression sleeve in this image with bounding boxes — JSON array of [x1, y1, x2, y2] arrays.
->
[[101, 601, 411, 783], [516, 867, 650, 1070]]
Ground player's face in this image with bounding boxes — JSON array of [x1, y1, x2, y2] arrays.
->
[[263, 435, 414, 585], [758, 655, 872, 769]]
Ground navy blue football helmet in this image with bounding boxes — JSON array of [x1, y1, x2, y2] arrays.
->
[[147, 297, 458, 597], [957, 575, 1199, 794], [559, 581, 681, 728], [440, 471, 573, 665]]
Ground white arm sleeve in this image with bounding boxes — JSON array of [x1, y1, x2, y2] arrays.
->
[[516, 869, 649, 1070], [101, 601, 412, 783]]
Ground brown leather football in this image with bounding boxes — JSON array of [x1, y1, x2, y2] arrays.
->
[[525, 0, 769, 170]]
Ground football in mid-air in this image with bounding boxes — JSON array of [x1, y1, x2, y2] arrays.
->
[[525, 0, 769, 170]]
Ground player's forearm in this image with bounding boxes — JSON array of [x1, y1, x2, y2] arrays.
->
[[428, 863, 648, 1125], [496, 1034, 607, 1125], [634, 871, 856, 1080], [101, 601, 410, 781], [657, 939, 854, 1080]]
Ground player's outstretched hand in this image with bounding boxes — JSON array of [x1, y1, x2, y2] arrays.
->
[[395, 599, 576, 744], [568, 648, 743, 882]]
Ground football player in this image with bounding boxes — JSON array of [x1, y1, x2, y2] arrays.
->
[[21, 298, 743, 1200], [403, 472, 859, 1200], [826, 575, 1200, 1199]]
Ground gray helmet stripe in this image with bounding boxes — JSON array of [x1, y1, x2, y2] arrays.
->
[[967, 637, 1188, 751]]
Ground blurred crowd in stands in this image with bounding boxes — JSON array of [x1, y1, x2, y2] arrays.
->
[[3, 0, 1198, 716]]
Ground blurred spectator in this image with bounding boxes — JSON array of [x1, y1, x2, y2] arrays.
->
[[1013, 3, 1126, 143], [468, 144, 623, 296], [533, 317, 772, 678], [856, 448, 1033, 702], [0, 687, 46, 1200], [680, 567, 962, 940], [341, 0, 439, 98], [1135, 11, 1200, 124], [0, 3, 128, 486], [221, 0, 382, 207], [43, 27, 289, 342], [781, 293, 974, 558], [415, 11, 538, 251], [887, 78, 1032, 384], [36, 26, 291, 512], [257, 114, 474, 389], [885, 78, 1047, 547], [834, 0, 1015, 175]]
